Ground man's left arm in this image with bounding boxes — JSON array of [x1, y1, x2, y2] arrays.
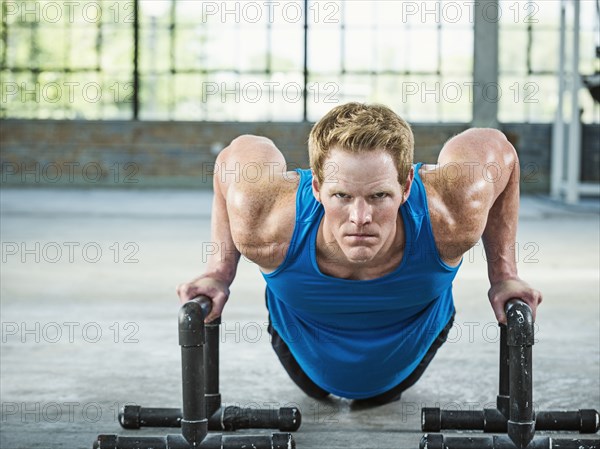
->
[[437, 128, 543, 324], [478, 132, 542, 324]]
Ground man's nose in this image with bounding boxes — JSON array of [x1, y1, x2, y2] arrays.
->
[[349, 199, 372, 226]]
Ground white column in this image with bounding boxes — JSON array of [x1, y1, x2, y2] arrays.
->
[[472, 0, 500, 128], [551, 0, 567, 199], [566, 0, 581, 204]]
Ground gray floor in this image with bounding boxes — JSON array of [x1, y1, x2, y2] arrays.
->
[[1, 189, 599, 449]]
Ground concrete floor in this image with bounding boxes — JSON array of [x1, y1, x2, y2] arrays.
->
[[1, 189, 599, 449]]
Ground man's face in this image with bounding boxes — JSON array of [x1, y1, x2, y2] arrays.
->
[[312, 148, 411, 264]]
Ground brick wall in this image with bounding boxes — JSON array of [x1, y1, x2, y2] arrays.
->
[[1, 119, 598, 193]]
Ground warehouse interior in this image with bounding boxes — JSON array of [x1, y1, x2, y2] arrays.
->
[[1, 1, 599, 449]]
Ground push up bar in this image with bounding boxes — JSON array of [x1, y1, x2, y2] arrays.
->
[[120, 404, 299, 432], [93, 296, 296, 449], [422, 407, 599, 434], [420, 433, 600, 449], [118, 299, 300, 433], [421, 299, 599, 449]]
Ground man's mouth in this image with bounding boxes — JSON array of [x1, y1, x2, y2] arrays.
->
[[345, 233, 376, 239]]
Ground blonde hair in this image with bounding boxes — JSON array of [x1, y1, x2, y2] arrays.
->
[[308, 102, 414, 185]]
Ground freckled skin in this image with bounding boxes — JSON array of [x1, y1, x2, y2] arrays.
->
[[177, 130, 542, 324]]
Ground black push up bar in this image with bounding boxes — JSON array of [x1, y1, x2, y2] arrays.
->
[[420, 433, 600, 449], [93, 296, 297, 449], [420, 299, 599, 449], [118, 298, 300, 433]]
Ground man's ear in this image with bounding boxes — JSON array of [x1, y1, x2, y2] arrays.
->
[[311, 170, 321, 203], [402, 167, 415, 203]]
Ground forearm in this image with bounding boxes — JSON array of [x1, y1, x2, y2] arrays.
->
[[201, 134, 289, 281], [440, 129, 541, 322], [481, 144, 520, 284], [201, 145, 242, 286], [202, 174, 240, 285]]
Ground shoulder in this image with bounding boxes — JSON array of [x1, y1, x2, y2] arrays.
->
[[419, 128, 518, 261], [431, 127, 516, 208]]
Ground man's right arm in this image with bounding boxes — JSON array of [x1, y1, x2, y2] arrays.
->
[[176, 135, 294, 322]]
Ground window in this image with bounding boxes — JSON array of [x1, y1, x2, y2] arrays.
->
[[307, 1, 473, 122], [498, 0, 599, 123], [1, 0, 135, 119], [8, 1, 594, 123]]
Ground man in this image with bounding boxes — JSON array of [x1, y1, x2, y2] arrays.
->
[[177, 102, 542, 405]]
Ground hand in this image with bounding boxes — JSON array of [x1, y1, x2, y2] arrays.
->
[[488, 277, 543, 324], [176, 275, 231, 323]]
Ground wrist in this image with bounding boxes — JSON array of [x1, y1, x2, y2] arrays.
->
[[487, 260, 518, 285], [489, 272, 519, 285], [200, 268, 235, 286]]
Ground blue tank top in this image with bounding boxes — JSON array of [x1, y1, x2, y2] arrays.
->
[[261, 164, 460, 399]]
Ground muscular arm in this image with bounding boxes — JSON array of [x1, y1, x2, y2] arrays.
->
[[177, 135, 296, 321], [212, 134, 286, 278], [432, 128, 542, 323], [479, 134, 519, 285]]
